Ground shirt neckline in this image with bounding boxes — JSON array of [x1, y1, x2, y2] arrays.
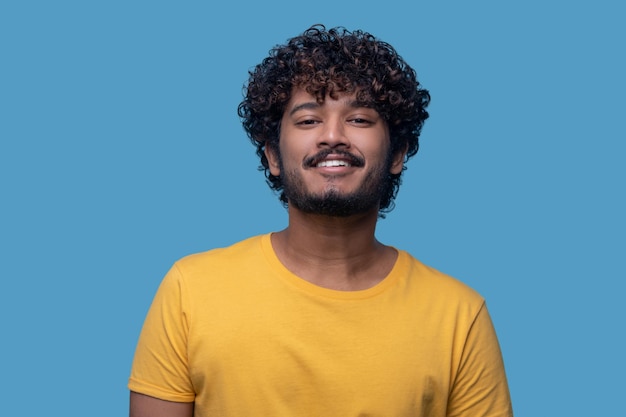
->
[[259, 233, 406, 301]]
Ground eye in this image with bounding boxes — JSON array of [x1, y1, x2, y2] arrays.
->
[[295, 118, 320, 127], [349, 117, 374, 126]]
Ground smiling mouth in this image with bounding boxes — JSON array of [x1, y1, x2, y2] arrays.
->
[[317, 160, 351, 168], [306, 150, 364, 168]]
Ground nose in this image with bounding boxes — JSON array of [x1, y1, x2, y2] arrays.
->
[[318, 118, 349, 148]]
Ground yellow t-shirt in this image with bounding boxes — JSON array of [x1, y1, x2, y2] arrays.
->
[[129, 234, 512, 416]]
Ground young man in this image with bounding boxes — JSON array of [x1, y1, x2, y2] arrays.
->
[[129, 25, 513, 416]]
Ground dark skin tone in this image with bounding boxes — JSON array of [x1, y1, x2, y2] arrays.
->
[[129, 90, 406, 414], [266, 89, 406, 291], [270, 207, 398, 291], [129, 392, 193, 417]]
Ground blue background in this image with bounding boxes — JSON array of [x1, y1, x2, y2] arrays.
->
[[1, 1, 624, 415]]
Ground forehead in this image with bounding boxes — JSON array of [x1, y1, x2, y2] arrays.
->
[[284, 88, 372, 114]]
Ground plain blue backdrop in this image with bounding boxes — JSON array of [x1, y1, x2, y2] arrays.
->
[[1, 1, 624, 415]]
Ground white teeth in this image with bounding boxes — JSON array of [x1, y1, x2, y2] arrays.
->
[[317, 160, 351, 168]]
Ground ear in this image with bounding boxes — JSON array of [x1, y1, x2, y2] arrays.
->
[[264, 143, 281, 176], [389, 144, 408, 175]]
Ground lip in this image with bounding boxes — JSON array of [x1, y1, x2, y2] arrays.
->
[[316, 158, 353, 168], [305, 150, 364, 169], [315, 163, 355, 175]]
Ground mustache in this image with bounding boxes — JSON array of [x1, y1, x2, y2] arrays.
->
[[303, 149, 365, 168]]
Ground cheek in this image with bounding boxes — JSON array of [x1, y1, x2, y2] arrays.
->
[[277, 140, 306, 170]]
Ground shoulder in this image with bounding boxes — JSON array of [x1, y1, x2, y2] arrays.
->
[[397, 250, 485, 312], [175, 234, 265, 269], [162, 234, 268, 291]]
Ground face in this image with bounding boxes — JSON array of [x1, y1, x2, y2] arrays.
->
[[265, 88, 405, 217]]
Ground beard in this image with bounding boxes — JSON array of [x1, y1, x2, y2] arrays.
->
[[278, 151, 394, 217]]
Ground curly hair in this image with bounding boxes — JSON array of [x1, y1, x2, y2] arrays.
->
[[238, 24, 430, 213]]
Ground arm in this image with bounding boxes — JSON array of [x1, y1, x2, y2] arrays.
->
[[447, 303, 513, 417], [130, 392, 193, 417], [129, 266, 196, 413]]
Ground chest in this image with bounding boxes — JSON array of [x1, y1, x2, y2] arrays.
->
[[187, 290, 456, 415]]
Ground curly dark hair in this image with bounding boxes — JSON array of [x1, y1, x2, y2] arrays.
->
[[238, 24, 430, 213]]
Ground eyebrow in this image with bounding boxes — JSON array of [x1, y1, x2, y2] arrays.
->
[[288, 100, 369, 116], [289, 102, 319, 116]]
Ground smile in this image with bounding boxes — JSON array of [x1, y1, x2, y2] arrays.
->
[[306, 150, 365, 168], [316, 160, 352, 168]]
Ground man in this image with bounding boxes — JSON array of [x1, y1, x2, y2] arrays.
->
[[129, 25, 513, 416]]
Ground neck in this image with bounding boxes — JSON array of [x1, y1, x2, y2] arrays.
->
[[271, 205, 397, 291]]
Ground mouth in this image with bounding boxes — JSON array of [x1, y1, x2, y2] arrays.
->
[[305, 150, 364, 169], [316, 159, 352, 168]]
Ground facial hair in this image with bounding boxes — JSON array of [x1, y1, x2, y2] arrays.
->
[[278, 151, 394, 217]]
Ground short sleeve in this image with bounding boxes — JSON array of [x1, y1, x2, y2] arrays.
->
[[447, 303, 513, 417], [128, 264, 195, 402]]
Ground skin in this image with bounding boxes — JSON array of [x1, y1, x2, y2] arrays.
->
[[265, 88, 406, 291], [129, 392, 193, 417], [129, 88, 408, 414]]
